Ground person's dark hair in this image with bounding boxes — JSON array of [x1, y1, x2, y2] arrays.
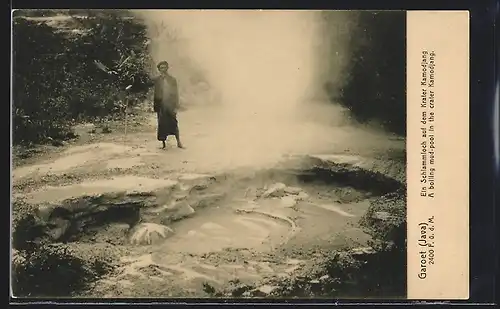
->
[[157, 61, 169, 70]]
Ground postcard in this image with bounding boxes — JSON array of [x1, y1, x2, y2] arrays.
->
[[10, 9, 469, 301]]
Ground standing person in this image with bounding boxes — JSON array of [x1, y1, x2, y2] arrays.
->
[[153, 61, 185, 149]]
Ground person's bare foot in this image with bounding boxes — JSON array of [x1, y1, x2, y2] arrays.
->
[[177, 144, 185, 149]]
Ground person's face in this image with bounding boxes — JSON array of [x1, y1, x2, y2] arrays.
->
[[158, 64, 169, 74]]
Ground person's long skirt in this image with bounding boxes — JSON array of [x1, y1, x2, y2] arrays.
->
[[157, 110, 178, 141]]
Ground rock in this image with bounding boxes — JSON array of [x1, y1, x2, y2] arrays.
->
[[280, 196, 297, 208], [319, 274, 330, 281], [262, 183, 287, 198], [284, 186, 303, 195], [252, 284, 278, 296], [309, 279, 320, 284], [46, 218, 71, 241], [231, 284, 254, 297], [35, 204, 58, 222], [350, 246, 376, 256], [242, 291, 252, 297], [171, 202, 195, 221], [145, 200, 191, 220], [129, 223, 174, 245]]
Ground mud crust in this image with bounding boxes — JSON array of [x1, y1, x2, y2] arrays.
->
[[12, 154, 406, 298], [270, 192, 406, 299], [202, 158, 407, 299], [205, 190, 406, 299]]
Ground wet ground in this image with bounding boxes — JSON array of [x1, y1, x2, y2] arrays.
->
[[11, 107, 405, 298]]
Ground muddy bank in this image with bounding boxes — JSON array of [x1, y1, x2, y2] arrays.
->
[[11, 153, 405, 298], [267, 191, 406, 299], [196, 189, 406, 299]]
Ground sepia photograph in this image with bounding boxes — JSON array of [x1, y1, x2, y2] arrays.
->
[[11, 9, 408, 299]]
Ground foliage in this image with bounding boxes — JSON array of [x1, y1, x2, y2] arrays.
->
[[12, 11, 152, 145], [11, 200, 42, 251], [359, 188, 407, 248], [271, 245, 406, 299], [326, 11, 407, 136], [12, 242, 113, 297], [11, 200, 114, 297], [13, 9, 67, 17]]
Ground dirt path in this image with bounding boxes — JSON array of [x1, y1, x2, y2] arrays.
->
[[11, 103, 405, 298]]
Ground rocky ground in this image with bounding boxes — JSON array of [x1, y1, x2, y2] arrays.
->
[[11, 102, 407, 299]]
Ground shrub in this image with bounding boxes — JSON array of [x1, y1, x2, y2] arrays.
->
[[11, 200, 114, 297], [359, 189, 407, 249], [12, 244, 90, 297], [12, 11, 152, 145], [13, 9, 67, 17], [323, 11, 407, 136], [343, 11, 406, 135]]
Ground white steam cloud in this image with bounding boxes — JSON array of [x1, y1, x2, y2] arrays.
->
[[134, 10, 380, 171]]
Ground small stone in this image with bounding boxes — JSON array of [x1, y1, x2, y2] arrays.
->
[[253, 284, 278, 296], [319, 274, 330, 281], [46, 218, 71, 241], [350, 246, 376, 255], [309, 279, 320, 284], [242, 291, 252, 297], [231, 284, 253, 297]]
